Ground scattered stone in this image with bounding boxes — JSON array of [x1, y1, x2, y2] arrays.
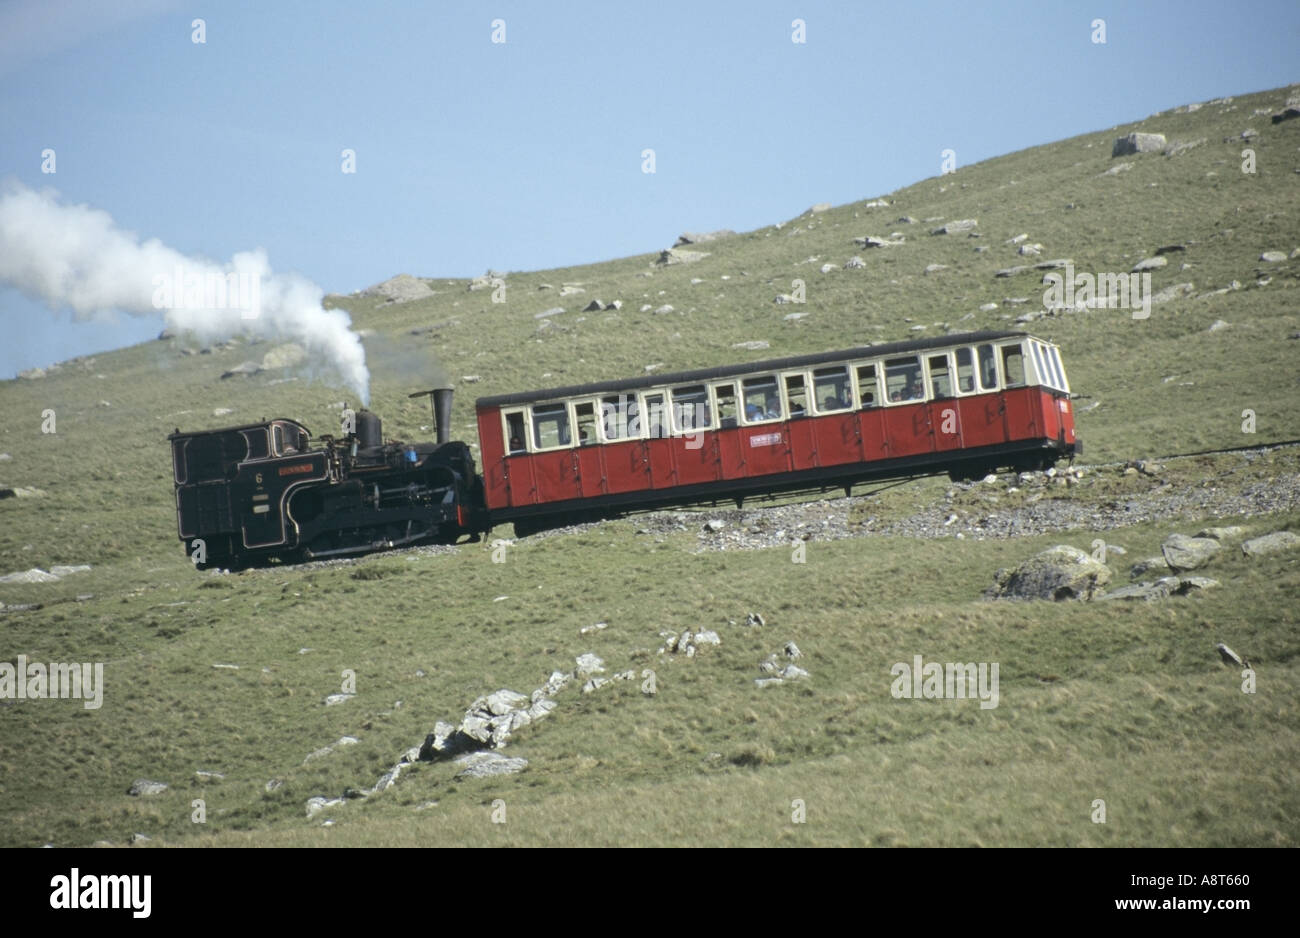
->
[[1132, 256, 1168, 272], [783, 642, 802, 659], [843, 256, 866, 270], [1112, 132, 1167, 156], [1017, 243, 1043, 256], [1241, 531, 1300, 557], [1151, 282, 1195, 304], [558, 285, 585, 296], [127, 779, 168, 797], [1102, 162, 1134, 176], [0, 568, 60, 584], [1260, 251, 1287, 263], [582, 676, 610, 694], [655, 304, 675, 314], [657, 248, 709, 266], [1207, 320, 1230, 333], [1196, 526, 1245, 541], [674, 230, 734, 246], [220, 359, 267, 381], [306, 796, 344, 818], [323, 693, 355, 706], [1130, 556, 1170, 578], [996, 266, 1029, 278], [575, 653, 605, 677], [704, 519, 725, 532], [732, 340, 770, 351], [930, 219, 977, 235], [924, 263, 948, 274], [745, 612, 766, 628], [1034, 258, 1072, 270]]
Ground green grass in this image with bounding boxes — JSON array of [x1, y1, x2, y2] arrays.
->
[[1, 83, 1298, 847]]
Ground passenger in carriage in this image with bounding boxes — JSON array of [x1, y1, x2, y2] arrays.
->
[[764, 395, 782, 419], [860, 389, 876, 408], [745, 401, 764, 421], [509, 433, 525, 453]]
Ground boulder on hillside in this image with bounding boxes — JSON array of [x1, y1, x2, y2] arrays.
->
[[984, 546, 1111, 601], [930, 219, 977, 235], [362, 274, 434, 303], [673, 230, 735, 247], [260, 343, 307, 370], [220, 361, 263, 380], [1161, 533, 1221, 571], [1112, 132, 1167, 156], [656, 248, 709, 266], [1241, 531, 1300, 557]]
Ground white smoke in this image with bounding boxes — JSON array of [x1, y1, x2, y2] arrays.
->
[[0, 180, 370, 403]]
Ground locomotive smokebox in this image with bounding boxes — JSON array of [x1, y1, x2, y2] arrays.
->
[[409, 387, 455, 445], [356, 409, 382, 449]]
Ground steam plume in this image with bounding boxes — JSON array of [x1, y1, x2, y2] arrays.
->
[[0, 181, 370, 402]]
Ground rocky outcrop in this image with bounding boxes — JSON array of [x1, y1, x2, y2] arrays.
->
[[985, 546, 1111, 601]]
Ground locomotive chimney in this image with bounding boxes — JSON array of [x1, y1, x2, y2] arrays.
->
[[356, 409, 382, 449], [409, 387, 455, 445], [432, 388, 453, 445]]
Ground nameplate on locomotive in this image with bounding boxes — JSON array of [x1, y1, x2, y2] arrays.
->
[[277, 462, 315, 477], [749, 432, 782, 448]]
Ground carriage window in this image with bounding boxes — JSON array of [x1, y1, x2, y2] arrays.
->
[[885, 357, 924, 403], [813, 366, 851, 413], [672, 384, 712, 433], [532, 403, 571, 449], [956, 348, 975, 393], [1049, 347, 1068, 391], [1001, 345, 1025, 387], [273, 424, 284, 456], [714, 383, 738, 428], [601, 394, 637, 440], [786, 374, 809, 418], [506, 412, 527, 453], [928, 355, 952, 399], [742, 376, 782, 421], [977, 344, 998, 391], [857, 364, 879, 407], [643, 393, 669, 439], [1031, 343, 1048, 387], [574, 401, 597, 445]]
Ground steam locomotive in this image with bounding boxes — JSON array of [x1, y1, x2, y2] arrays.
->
[[169, 389, 487, 570], [169, 330, 1079, 569]]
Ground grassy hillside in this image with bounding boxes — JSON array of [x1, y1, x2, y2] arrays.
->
[[1, 83, 1298, 848]]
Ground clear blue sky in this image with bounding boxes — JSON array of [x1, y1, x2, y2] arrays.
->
[[1, 0, 1297, 378]]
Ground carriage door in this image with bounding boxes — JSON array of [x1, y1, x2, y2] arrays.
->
[[925, 352, 963, 453], [998, 343, 1039, 442], [572, 400, 606, 498]]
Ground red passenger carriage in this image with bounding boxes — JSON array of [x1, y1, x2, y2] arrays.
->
[[475, 331, 1078, 536]]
